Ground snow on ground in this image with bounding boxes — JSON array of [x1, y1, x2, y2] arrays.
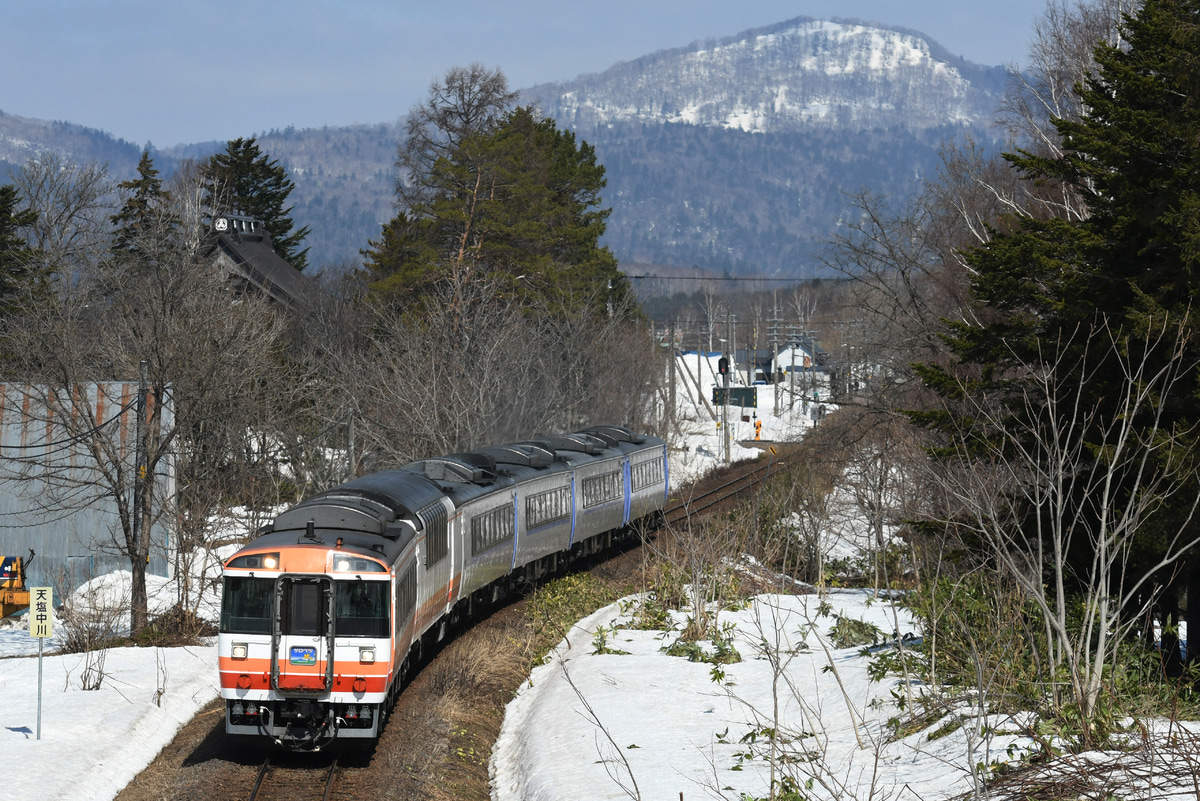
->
[[668, 352, 827, 486], [0, 642, 215, 801], [0, 527, 246, 801], [490, 589, 1018, 801], [0, 355, 1192, 800], [0, 575, 219, 801]]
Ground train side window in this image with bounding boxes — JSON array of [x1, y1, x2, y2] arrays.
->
[[220, 576, 273, 634], [582, 471, 622, 508], [632, 458, 664, 490], [526, 486, 570, 528], [335, 580, 390, 637], [471, 504, 515, 555]]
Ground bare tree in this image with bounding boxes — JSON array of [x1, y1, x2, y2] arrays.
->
[[823, 185, 981, 406], [3, 173, 294, 632], [998, 0, 1139, 221], [396, 63, 517, 212], [12, 152, 114, 276], [337, 279, 659, 466], [928, 317, 1200, 745], [1002, 0, 1138, 154]]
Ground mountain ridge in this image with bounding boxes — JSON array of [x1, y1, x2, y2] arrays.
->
[[524, 16, 1006, 134], [1, 16, 1008, 277]]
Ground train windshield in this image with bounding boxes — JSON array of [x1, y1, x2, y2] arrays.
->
[[220, 576, 274, 634], [334, 580, 390, 637]]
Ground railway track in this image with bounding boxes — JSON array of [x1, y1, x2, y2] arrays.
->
[[117, 450, 797, 801], [665, 452, 789, 525], [247, 755, 338, 801]]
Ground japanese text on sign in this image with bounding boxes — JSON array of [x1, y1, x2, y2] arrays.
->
[[30, 587, 52, 638]]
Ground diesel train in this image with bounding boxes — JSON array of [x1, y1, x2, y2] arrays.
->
[[217, 425, 668, 749]]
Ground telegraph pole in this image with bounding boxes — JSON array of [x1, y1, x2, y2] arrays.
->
[[724, 310, 732, 463], [668, 318, 676, 431], [769, 294, 782, 416], [789, 326, 796, 411], [132, 360, 147, 562]]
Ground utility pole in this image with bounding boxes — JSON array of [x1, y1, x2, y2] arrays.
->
[[132, 360, 147, 562], [790, 326, 796, 412], [668, 318, 676, 431], [724, 310, 732, 463], [769, 293, 782, 417], [724, 311, 734, 388]]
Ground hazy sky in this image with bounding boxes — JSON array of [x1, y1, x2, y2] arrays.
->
[[2, 0, 1051, 148]]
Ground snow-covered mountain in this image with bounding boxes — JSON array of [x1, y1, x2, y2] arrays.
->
[[2, 17, 1009, 278], [522, 18, 1007, 277], [526, 17, 1006, 136]]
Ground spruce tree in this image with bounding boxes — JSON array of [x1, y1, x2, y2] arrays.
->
[[915, 0, 1200, 668], [0, 184, 41, 320], [205, 137, 311, 271], [110, 148, 170, 256]]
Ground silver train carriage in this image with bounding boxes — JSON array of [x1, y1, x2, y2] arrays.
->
[[217, 426, 667, 748]]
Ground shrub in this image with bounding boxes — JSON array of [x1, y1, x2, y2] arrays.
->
[[526, 573, 615, 662], [828, 614, 882, 649]]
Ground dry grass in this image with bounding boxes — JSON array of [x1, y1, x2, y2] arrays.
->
[[395, 612, 543, 801]]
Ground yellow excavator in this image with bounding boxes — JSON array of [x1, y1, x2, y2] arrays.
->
[[0, 551, 33, 620]]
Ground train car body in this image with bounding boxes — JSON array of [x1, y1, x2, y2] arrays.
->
[[218, 426, 667, 749]]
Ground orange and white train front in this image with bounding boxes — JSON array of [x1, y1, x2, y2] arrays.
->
[[218, 538, 394, 749]]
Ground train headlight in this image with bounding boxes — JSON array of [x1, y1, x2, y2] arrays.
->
[[262, 555, 278, 569], [231, 643, 248, 660], [358, 646, 376, 663]]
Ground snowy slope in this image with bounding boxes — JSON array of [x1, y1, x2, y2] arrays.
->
[[526, 17, 1006, 135]]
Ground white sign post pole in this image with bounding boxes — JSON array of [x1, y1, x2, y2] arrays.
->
[[29, 586, 52, 740]]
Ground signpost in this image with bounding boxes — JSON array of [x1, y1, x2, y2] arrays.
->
[[30, 586, 51, 740]]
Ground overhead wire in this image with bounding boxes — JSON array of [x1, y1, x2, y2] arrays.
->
[[0, 395, 140, 458]]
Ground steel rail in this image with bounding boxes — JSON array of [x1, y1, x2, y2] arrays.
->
[[246, 756, 338, 801], [248, 758, 270, 801], [322, 758, 338, 801], [666, 459, 786, 524]]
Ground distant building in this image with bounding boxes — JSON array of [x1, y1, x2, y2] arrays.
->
[[208, 215, 322, 309], [772, 333, 829, 379], [0, 382, 175, 593]]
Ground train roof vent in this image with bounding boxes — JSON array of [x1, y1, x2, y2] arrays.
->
[[415, 456, 495, 485], [515, 439, 559, 457], [581, 424, 644, 445], [537, 433, 600, 454], [449, 451, 498, 475], [576, 429, 617, 448], [474, 444, 553, 468]]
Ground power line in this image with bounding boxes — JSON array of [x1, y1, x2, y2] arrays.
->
[[625, 274, 817, 283], [1, 396, 139, 457]]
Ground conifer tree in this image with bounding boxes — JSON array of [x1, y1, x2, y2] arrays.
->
[[915, 0, 1200, 669], [205, 137, 310, 271], [0, 184, 41, 319], [110, 148, 170, 256], [367, 77, 631, 316]]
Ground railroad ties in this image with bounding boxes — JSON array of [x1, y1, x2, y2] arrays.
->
[[666, 454, 788, 525], [247, 756, 338, 801]]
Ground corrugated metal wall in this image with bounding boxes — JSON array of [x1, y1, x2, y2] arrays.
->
[[0, 382, 175, 594]]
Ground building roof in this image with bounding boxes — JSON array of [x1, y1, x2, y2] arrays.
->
[[209, 215, 322, 310]]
